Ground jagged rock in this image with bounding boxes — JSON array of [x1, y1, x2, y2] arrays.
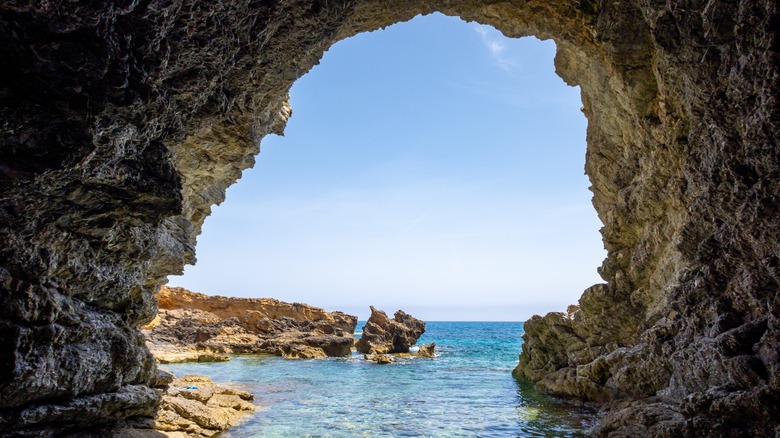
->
[[417, 343, 436, 358], [0, 1, 777, 436], [355, 306, 425, 354], [157, 287, 357, 334], [143, 286, 357, 360]]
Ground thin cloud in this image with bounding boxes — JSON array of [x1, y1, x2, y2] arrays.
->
[[397, 205, 436, 237], [472, 23, 519, 72]]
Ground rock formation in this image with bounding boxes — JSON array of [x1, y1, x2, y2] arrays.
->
[[355, 306, 426, 354], [153, 374, 255, 437], [143, 286, 357, 360], [417, 343, 436, 358], [0, 0, 777, 435]]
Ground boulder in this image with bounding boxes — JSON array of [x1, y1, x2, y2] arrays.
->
[[355, 306, 425, 354]]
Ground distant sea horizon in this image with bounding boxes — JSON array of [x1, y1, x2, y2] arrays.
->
[[328, 304, 567, 323], [164, 282, 573, 322]]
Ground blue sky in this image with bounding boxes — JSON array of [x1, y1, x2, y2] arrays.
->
[[168, 13, 606, 321]]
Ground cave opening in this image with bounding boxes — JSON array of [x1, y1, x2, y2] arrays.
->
[[1, 1, 776, 435], [156, 13, 608, 435], [168, 13, 606, 322]]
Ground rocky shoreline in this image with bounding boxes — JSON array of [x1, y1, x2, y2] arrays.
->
[[143, 286, 358, 361], [143, 287, 436, 366], [139, 287, 434, 434], [153, 374, 256, 437]]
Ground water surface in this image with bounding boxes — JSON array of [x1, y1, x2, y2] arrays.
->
[[164, 321, 595, 437]]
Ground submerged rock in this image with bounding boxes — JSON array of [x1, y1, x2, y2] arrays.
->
[[364, 354, 396, 364], [355, 306, 426, 354], [143, 286, 357, 361], [417, 343, 436, 358]]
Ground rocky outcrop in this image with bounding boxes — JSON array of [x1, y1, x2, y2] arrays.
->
[[154, 374, 255, 437], [355, 306, 425, 354], [157, 287, 356, 330], [417, 343, 436, 358], [143, 286, 357, 360], [0, 0, 777, 435]]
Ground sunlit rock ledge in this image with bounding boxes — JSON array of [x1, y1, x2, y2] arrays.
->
[[143, 286, 358, 361]]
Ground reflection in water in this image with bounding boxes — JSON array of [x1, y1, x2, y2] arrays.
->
[[164, 322, 595, 437], [515, 378, 597, 436]]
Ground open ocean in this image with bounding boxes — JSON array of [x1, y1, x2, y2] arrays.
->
[[163, 321, 596, 437]]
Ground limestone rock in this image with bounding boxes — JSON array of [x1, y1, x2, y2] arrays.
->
[[355, 306, 425, 354], [417, 343, 436, 358], [152, 368, 175, 388], [150, 345, 231, 365], [153, 374, 255, 437], [364, 354, 396, 364], [281, 344, 328, 359], [156, 286, 357, 334], [143, 286, 357, 360], [0, 0, 777, 435]]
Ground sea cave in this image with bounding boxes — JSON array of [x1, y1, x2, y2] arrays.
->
[[0, 0, 778, 436]]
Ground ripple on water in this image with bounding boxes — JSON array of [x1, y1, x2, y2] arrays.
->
[[163, 321, 596, 437]]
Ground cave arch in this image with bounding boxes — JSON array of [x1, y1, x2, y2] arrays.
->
[[175, 14, 603, 319], [0, 1, 777, 436]]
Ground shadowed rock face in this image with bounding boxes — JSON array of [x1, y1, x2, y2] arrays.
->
[[0, 0, 777, 436]]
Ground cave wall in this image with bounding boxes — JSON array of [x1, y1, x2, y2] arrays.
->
[[0, 0, 777, 436]]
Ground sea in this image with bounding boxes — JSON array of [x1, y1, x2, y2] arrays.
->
[[162, 321, 596, 437]]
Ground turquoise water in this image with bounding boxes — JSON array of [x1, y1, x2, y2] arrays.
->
[[163, 322, 595, 437]]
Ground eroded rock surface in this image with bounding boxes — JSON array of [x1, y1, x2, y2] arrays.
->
[[417, 343, 436, 358], [355, 306, 426, 354], [144, 286, 357, 360], [154, 374, 255, 437], [364, 354, 396, 364], [0, 0, 777, 435]]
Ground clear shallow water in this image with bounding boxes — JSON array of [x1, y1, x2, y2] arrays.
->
[[163, 321, 595, 437]]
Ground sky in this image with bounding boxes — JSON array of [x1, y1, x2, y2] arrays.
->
[[167, 13, 607, 321]]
